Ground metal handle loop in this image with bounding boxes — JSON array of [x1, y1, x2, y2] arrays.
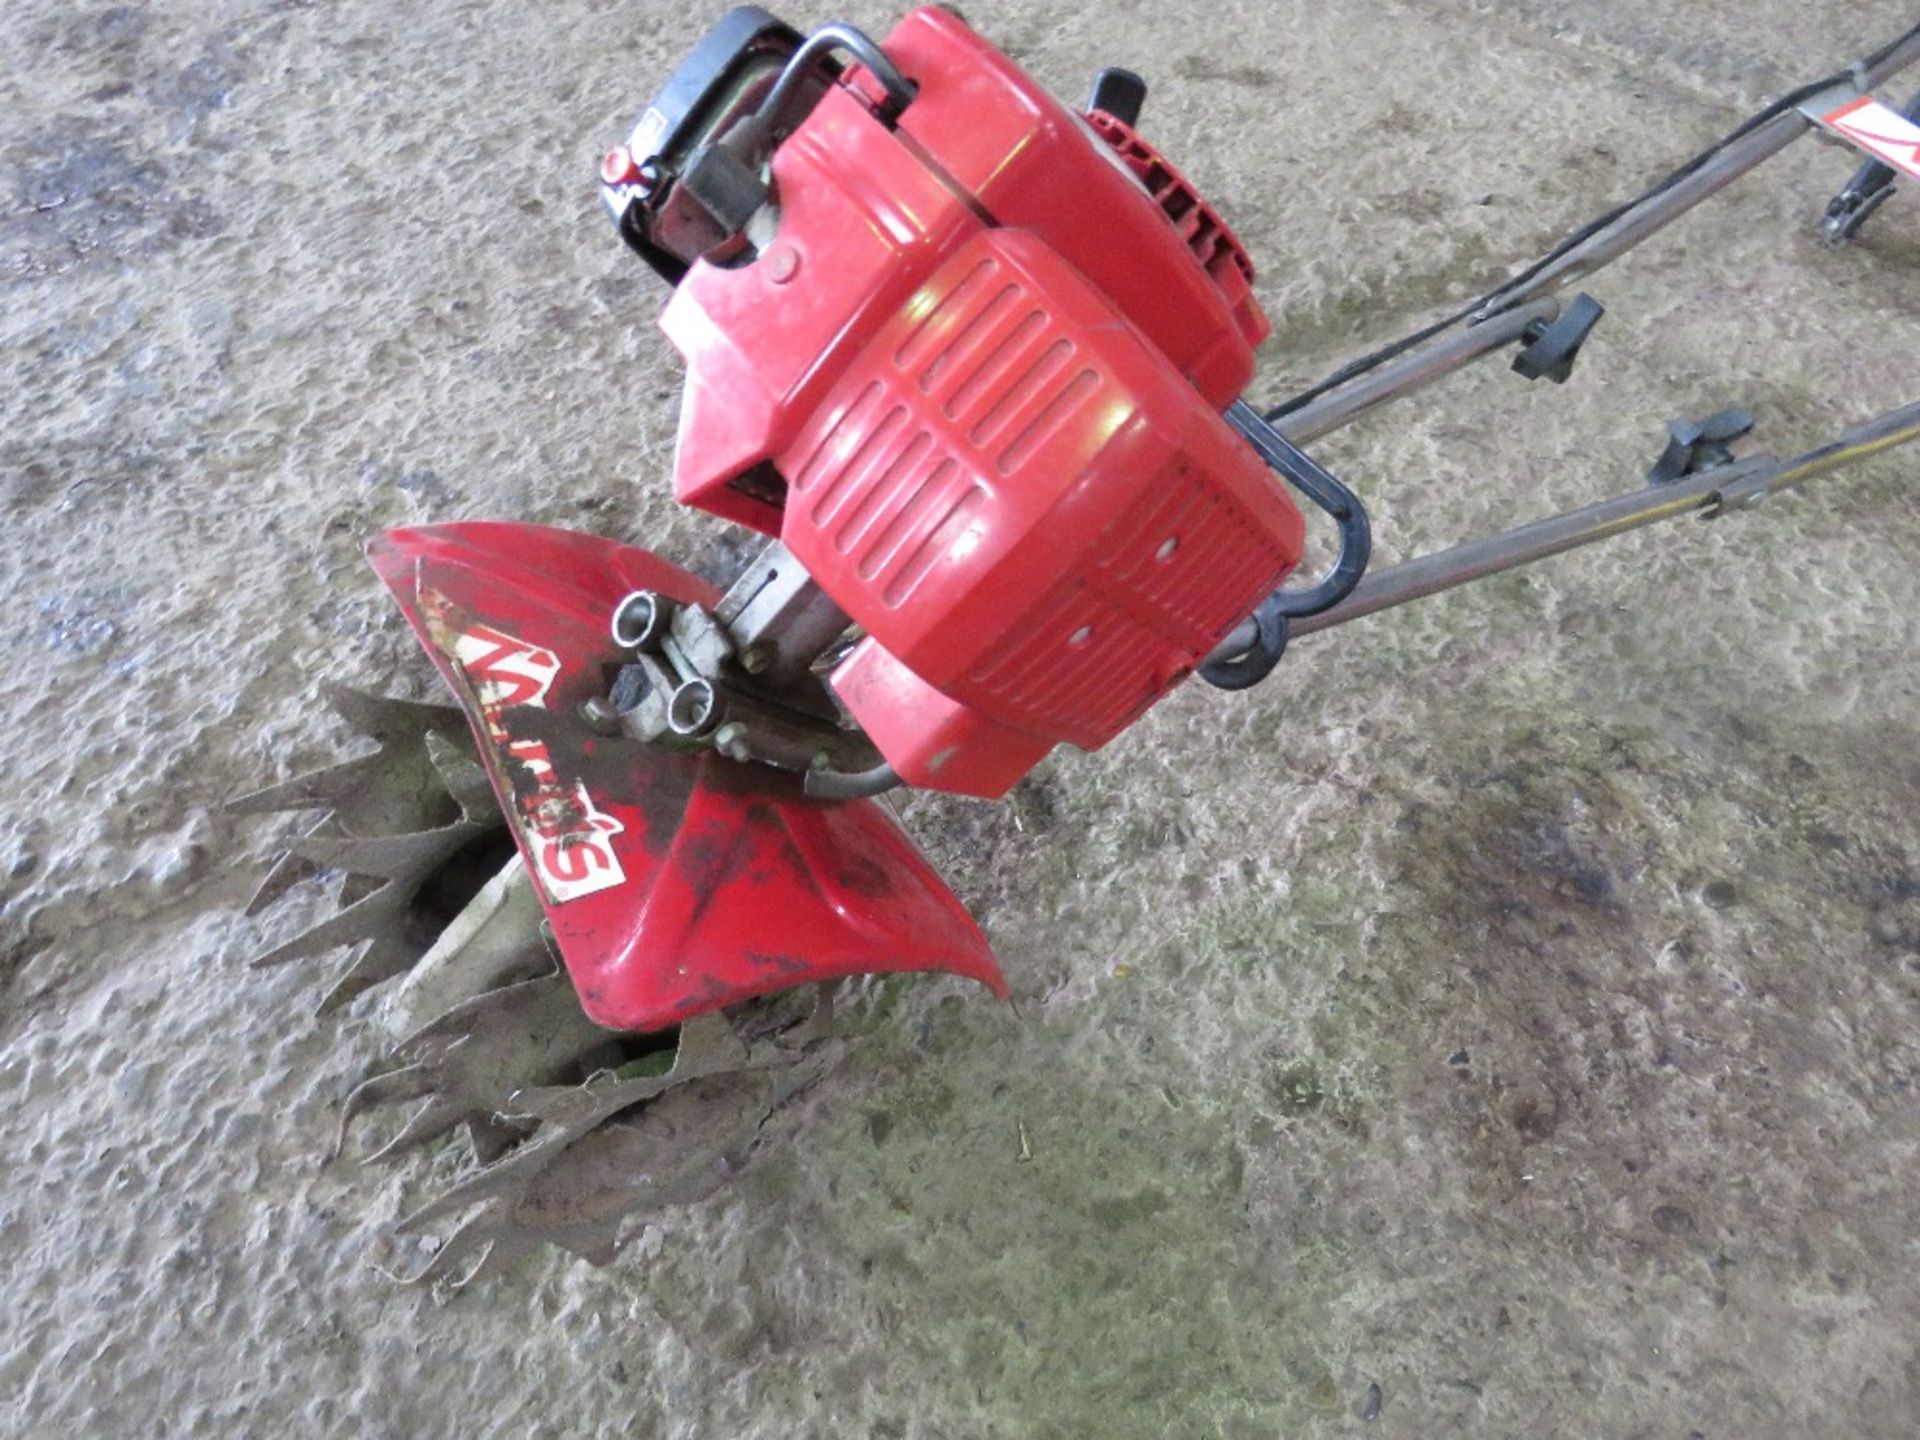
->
[[1225, 400, 1373, 620], [756, 22, 917, 139]]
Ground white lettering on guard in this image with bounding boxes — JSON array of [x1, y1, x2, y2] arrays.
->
[[445, 614, 629, 905]]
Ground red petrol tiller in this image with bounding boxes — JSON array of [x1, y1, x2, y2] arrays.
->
[[235, 6, 1920, 1281]]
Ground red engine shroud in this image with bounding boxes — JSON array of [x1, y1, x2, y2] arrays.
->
[[660, 7, 1306, 798]]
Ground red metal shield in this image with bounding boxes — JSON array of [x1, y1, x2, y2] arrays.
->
[[367, 521, 1005, 1033]]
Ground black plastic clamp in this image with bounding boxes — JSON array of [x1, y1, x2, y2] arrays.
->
[[1512, 292, 1606, 384], [1199, 402, 1373, 692], [1648, 406, 1755, 485]]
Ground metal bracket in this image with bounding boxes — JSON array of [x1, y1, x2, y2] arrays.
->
[[1811, 88, 1920, 242], [713, 540, 851, 686], [1795, 80, 1872, 129], [603, 540, 869, 777]]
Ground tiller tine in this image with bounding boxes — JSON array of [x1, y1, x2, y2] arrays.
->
[[366, 521, 1006, 1034]]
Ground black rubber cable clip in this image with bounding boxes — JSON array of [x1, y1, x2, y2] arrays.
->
[[1198, 600, 1289, 692]]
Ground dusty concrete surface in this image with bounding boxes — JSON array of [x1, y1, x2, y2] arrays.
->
[[4, 0, 1918, 1434]]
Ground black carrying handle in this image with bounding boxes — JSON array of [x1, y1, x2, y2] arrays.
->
[[1228, 397, 1367, 618], [1223, 401, 1372, 618], [1200, 403, 1372, 691]]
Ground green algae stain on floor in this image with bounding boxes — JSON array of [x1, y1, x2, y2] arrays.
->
[[789, 1018, 1383, 1438], [734, 853, 1416, 1437]]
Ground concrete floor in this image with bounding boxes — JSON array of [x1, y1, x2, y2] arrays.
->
[[4, 0, 1918, 1434]]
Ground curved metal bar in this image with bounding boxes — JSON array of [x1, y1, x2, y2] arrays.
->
[[756, 22, 916, 139], [1225, 400, 1373, 619]]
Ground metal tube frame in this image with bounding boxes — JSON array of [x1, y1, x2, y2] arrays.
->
[[1207, 27, 1920, 666], [1290, 402, 1920, 639]]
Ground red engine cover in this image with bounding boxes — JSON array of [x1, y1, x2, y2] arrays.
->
[[659, 7, 1304, 797]]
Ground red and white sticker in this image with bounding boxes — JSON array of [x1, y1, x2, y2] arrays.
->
[[1820, 96, 1920, 181], [441, 612, 629, 906]]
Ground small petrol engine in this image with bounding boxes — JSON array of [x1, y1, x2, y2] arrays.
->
[[602, 6, 1306, 796]]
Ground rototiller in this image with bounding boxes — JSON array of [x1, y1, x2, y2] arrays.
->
[[236, 7, 1920, 1281]]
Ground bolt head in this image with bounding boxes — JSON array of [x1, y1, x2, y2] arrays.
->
[[765, 244, 800, 284], [579, 697, 621, 735], [713, 723, 750, 761]]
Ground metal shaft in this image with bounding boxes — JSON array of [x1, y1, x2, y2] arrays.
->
[[1259, 27, 1920, 439], [1863, 26, 1920, 93], [1275, 298, 1561, 444], [1477, 29, 1920, 316], [1285, 401, 1920, 640], [1473, 111, 1806, 318]]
